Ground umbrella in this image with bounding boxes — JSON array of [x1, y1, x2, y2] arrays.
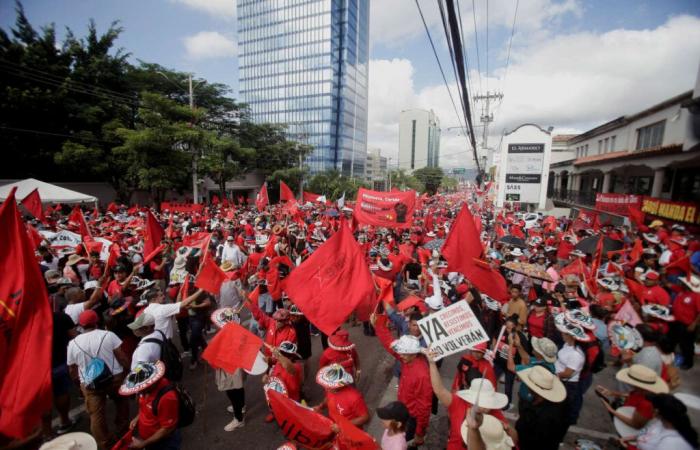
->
[[324, 210, 339, 217], [575, 235, 623, 255], [422, 239, 445, 251], [498, 235, 526, 248]]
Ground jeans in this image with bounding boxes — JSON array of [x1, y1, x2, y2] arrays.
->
[[564, 381, 583, 425], [405, 415, 417, 449], [189, 315, 207, 362], [670, 321, 696, 368], [176, 316, 190, 352], [146, 429, 182, 450], [225, 388, 246, 421], [81, 373, 129, 449], [494, 359, 516, 406]]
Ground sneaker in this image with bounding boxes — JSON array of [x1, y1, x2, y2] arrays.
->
[[265, 413, 274, 423], [227, 405, 234, 413], [181, 350, 192, 358], [224, 418, 244, 431], [189, 361, 198, 370], [55, 419, 76, 435]]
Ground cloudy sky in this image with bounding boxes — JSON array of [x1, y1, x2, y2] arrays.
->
[[3, 0, 699, 169]]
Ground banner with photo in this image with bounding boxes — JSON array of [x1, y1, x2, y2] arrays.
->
[[353, 188, 416, 228]]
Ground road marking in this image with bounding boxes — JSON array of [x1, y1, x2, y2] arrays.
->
[[503, 412, 616, 441]]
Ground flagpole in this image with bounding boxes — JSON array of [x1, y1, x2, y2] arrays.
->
[[471, 324, 506, 419]]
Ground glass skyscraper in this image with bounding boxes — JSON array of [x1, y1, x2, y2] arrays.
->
[[238, 0, 369, 176]]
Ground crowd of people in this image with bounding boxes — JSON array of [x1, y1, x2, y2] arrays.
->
[[7, 186, 700, 450]]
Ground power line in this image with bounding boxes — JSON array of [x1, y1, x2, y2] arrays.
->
[[414, 0, 469, 141], [501, 0, 520, 95], [455, 0, 476, 124], [437, 0, 468, 130], [485, 0, 489, 93], [471, 0, 482, 93]]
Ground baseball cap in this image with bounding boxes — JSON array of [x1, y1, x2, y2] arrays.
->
[[376, 401, 409, 423], [127, 313, 156, 330], [78, 309, 99, 327]]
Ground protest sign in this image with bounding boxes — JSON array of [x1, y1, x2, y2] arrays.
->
[[41, 229, 82, 248], [418, 301, 488, 360], [353, 188, 416, 228]]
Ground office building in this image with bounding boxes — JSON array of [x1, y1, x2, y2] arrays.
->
[[398, 109, 441, 172], [365, 147, 387, 190], [237, 0, 370, 175]]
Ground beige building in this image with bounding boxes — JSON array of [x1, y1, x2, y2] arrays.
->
[[365, 148, 388, 190]]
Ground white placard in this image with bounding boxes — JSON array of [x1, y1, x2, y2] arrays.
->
[[418, 301, 489, 360], [43, 229, 82, 248], [504, 143, 545, 203]]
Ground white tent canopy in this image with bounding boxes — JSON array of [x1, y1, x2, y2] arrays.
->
[[0, 178, 98, 204]]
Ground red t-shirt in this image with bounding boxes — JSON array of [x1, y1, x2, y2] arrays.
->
[[624, 389, 654, 421], [326, 386, 368, 423], [447, 396, 506, 450], [107, 279, 124, 299], [149, 260, 165, 280], [639, 286, 670, 306], [527, 311, 546, 338], [673, 292, 700, 326], [137, 378, 179, 440], [271, 361, 303, 402]]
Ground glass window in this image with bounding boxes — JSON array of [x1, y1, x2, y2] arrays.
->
[[636, 121, 665, 150]]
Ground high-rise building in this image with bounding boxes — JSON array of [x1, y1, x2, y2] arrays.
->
[[237, 0, 369, 176], [365, 147, 388, 190], [398, 109, 441, 172]]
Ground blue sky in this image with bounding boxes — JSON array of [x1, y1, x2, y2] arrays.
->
[[2, 0, 700, 167]]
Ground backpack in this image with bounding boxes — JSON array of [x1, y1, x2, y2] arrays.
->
[[144, 330, 183, 382], [152, 384, 196, 428], [75, 333, 113, 390]]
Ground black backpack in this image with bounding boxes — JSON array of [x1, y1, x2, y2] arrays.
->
[[152, 384, 196, 428], [144, 330, 183, 382]]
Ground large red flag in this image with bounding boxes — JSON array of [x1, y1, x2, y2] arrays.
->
[[268, 391, 335, 449], [256, 182, 269, 212], [144, 211, 164, 257], [0, 188, 53, 438], [443, 204, 483, 269], [334, 413, 379, 450], [464, 258, 509, 303], [26, 223, 44, 249], [285, 226, 375, 335], [68, 205, 92, 238], [20, 188, 42, 219], [195, 256, 228, 295], [142, 243, 166, 265], [201, 322, 262, 372], [280, 181, 296, 203]]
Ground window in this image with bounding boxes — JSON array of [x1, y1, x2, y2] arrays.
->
[[636, 121, 665, 150], [604, 138, 609, 153], [610, 135, 616, 152], [598, 140, 603, 154], [585, 144, 589, 155]]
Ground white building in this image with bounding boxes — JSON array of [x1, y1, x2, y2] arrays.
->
[[551, 134, 578, 164], [398, 109, 441, 172], [365, 148, 388, 190]]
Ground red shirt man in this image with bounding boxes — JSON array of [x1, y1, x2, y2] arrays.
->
[[136, 378, 179, 442], [673, 290, 700, 326], [246, 300, 297, 358], [326, 386, 369, 424]]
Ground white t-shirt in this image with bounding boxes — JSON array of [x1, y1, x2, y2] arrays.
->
[[67, 329, 124, 382], [555, 343, 585, 382], [64, 302, 86, 325], [637, 418, 694, 450], [131, 331, 163, 369], [143, 302, 181, 339]]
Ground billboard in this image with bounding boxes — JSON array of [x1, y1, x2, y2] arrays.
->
[[503, 143, 545, 203]]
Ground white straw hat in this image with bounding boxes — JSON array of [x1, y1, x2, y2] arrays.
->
[[615, 364, 669, 394], [460, 414, 514, 449], [516, 365, 566, 403], [456, 378, 508, 410]]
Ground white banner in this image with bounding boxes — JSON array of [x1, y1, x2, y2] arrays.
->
[[41, 229, 82, 248], [418, 301, 489, 360]]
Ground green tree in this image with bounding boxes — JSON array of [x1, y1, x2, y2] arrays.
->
[[389, 169, 424, 192], [198, 136, 255, 197], [441, 176, 459, 192], [305, 170, 369, 201], [412, 167, 444, 195]]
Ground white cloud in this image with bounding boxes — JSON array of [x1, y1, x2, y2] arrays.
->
[[368, 15, 700, 169], [172, 0, 236, 19], [183, 31, 237, 60]]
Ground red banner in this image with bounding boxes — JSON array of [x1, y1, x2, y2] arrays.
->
[[268, 390, 335, 450], [641, 197, 700, 224], [595, 193, 642, 215], [354, 188, 416, 228], [202, 322, 262, 372], [160, 202, 205, 214]]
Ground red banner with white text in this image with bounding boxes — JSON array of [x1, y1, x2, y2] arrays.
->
[[595, 193, 642, 215], [353, 188, 416, 228]]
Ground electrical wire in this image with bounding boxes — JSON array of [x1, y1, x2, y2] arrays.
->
[[471, 0, 482, 93], [437, 0, 469, 130], [485, 0, 489, 93], [500, 0, 519, 96]]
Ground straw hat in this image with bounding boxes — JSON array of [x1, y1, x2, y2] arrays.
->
[[390, 335, 423, 355], [119, 361, 166, 396], [316, 363, 354, 390], [456, 379, 508, 410], [210, 307, 241, 328], [516, 365, 566, 402], [680, 274, 700, 293], [220, 261, 236, 272], [616, 364, 669, 393], [641, 304, 675, 322], [328, 329, 355, 351], [461, 414, 514, 449], [39, 432, 97, 450], [66, 254, 86, 266], [642, 233, 660, 244], [648, 220, 664, 229], [530, 337, 557, 363]]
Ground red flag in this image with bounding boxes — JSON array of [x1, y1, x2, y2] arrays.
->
[[68, 206, 92, 238], [26, 223, 44, 249], [107, 202, 119, 214], [625, 278, 645, 303], [256, 182, 269, 212], [144, 211, 164, 257], [590, 235, 604, 281], [142, 243, 166, 266], [83, 238, 104, 255], [20, 188, 42, 218], [665, 255, 691, 275], [628, 239, 643, 265], [105, 243, 121, 270], [374, 275, 395, 307], [334, 413, 379, 450], [166, 214, 175, 239], [211, 194, 220, 205], [268, 390, 335, 449], [280, 181, 296, 203], [628, 207, 645, 228], [182, 231, 211, 249], [495, 223, 505, 239], [443, 204, 484, 269], [285, 226, 375, 335], [465, 258, 509, 303], [0, 188, 53, 438], [303, 191, 323, 203], [195, 256, 228, 295], [179, 274, 191, 299], [559, 258, 591, 279], [201, 322, 262, 372]]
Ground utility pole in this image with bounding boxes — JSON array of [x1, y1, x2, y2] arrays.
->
[[473, 91, 503, 176]]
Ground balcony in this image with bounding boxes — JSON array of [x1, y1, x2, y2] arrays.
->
[[550, 189, 596, 207]]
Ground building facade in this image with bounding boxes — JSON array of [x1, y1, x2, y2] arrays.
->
[[365, 147, 387, 190], [549, 90, 700, 211], [398, 109, 441, 172], [237, 0, 369, 175]]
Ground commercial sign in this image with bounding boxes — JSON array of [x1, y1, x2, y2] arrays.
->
[[504, 143, 545, 203], [354, 188, 416, 228], [641, 197, 700, 224], [418, 301, 489, 360], [595, 193, 642, 215]]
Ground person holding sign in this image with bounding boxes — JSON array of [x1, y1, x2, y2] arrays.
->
[[371, 313, 432, 448]]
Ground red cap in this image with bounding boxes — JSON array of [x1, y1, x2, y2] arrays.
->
[[645, 271, 660, 281], [471, 341, 488, 353], [78, 309, 99, 327]]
